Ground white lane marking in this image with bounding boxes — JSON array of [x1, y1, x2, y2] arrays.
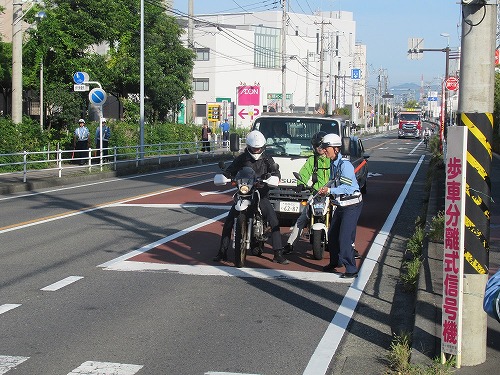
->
[[40, 276, 84, 291], [117, 203, 232, 210], [0, 355, 29, 374], [98, 212, 229, 268], [0, 179, 213, 235], [0, 163, 217, 202], [302, 155, 424, 375], [408, 140, 424, 155], [67, 361, 143, 375], [102, 261, 352, 283], [0, 304, 21, 315]]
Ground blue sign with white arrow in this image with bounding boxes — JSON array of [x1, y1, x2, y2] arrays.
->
[[73, 72, 89, 84], [89, 88, 107, 106]]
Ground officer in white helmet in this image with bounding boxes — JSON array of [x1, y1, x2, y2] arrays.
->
[[318, 133, 363, 278], [213, 130, 289, 265]]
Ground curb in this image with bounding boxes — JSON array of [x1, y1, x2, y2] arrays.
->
[[411, 165, 444, 366]]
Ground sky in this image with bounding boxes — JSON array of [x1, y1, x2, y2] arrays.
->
[[173, 0, 462, 88]]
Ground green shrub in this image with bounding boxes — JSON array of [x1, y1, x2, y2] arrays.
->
[[429, 211, 444, 243]]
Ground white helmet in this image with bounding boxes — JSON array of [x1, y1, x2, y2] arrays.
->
[[321, 133, 342, 148], [246, 130, 266, 160]]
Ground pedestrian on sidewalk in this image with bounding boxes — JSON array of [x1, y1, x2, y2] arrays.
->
[[201, 122, 212, 152], [95, 118, 111, 158], [219, 118, 230, 148], [73, 119, 90, 165], [318, 133, 363, 279]]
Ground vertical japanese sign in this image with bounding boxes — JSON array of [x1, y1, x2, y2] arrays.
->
[[441, 126, 467, 363]]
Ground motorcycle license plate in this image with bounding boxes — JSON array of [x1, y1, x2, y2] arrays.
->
[[279, 201, 300, 213]]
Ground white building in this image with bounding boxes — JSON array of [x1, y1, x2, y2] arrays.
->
[[180, 10, 367, 127]]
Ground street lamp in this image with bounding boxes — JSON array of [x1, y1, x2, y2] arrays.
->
[[440, 32, 450, 47]]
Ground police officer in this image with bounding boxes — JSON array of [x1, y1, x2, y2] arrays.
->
[[284, 131, 330, 254], [219, 118, 230, 148], [95, 118, 111, 157], [213, 130, 289, 265], [73, 119, 90, 165], [318, 133, 363, 278]]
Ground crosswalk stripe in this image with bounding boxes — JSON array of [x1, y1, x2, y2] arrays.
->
[[0, 356, 29, 374], [67, 361, 143, 375]]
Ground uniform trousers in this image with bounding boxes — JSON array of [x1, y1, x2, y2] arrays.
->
[[327, 201, 363, 273]]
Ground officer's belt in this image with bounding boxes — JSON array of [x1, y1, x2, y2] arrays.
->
[[335, 191, 362, 206]]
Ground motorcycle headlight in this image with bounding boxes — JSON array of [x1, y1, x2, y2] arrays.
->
[[239, 185, 251, 194]]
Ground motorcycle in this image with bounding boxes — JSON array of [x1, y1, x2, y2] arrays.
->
[[214, 162, 280, 267], [293, 172, 335, 260]]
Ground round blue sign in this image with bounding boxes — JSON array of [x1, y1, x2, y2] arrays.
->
[[73, 72, 89, 84], [89, 88, 107, 106]]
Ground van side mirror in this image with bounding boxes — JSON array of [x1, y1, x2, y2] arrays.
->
[[341, 136, 351, 156]]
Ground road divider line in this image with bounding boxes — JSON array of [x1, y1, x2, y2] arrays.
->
[[40, 276, 84, 291], [117, 204, 232, 210], [0, 304, 21, 316], [302, 155, 425, 375]]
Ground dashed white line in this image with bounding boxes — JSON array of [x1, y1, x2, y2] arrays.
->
[[40, 276, 84, 291], [0, 304, 21, 315]]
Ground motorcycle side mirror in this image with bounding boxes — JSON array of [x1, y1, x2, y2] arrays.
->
[[293, 172, 301, 180]]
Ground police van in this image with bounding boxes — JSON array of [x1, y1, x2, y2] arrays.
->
[[248, 113, 369, 226]]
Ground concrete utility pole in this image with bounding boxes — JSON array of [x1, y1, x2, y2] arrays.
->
[[456, 0, 497, 366], [185, 0, 194, 123], [12, 2, 23, 124], [281, 0, 287, 112]]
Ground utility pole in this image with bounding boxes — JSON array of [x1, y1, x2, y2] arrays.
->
[[185, 0, 194, 123], [454, 0, 497, 367], [281, 0, 287, 112], [12, 2, 23, 124], [305, 51, 310, 114]]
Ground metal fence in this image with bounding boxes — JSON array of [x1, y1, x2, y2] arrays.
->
[[0, 139, 229, 183]]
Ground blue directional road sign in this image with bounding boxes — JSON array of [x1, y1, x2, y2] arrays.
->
[[351, 68, 361, 80], [89, 88, 107, 106], [73, 72, 89, 84]]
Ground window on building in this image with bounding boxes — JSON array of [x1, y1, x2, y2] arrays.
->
[[195, 48, 210, 61], [193, 78, 209, 91], [254, 26, 280, 69]]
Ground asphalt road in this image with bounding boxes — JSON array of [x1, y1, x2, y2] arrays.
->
[[0, 131, 432, 375]]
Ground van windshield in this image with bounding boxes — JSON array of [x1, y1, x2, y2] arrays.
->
[[253, 117, 341, 157]]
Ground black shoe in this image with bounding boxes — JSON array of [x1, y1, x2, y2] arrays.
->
[[273, 249, 289, 265], [213, 251, 227, 262], [340, 272, 358, 279], [322, 263, 339, 272], [354, 250, 361, 259], [283, 244, 293, 254]]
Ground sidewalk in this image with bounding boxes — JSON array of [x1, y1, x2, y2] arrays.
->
[[411, 155, 500, 371]]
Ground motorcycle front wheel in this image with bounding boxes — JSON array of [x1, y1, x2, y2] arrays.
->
[[312, 229, 326, 260], [234, 212, 248, 268]]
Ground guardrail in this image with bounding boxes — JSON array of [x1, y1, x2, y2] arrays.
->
[[0, 139, 229, 183]]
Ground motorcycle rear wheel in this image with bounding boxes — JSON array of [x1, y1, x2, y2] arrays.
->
[[312, 230, 326, 260], [234, 212, 248, 267]]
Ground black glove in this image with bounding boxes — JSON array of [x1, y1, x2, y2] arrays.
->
[[294, 184, 305, 192]]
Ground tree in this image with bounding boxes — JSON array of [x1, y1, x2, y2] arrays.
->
[[22, 0, 194, 129]]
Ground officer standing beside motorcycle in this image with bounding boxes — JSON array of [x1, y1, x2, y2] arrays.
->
[[283, 131, 330, 254], [213, 130, 289, 265], [318, 133, 363, 278]]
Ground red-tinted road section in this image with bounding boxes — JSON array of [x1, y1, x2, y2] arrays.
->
[[125, 175, 406, 272]]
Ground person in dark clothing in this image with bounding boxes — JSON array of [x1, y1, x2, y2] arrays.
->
[[213, 130, 289, 265], [201, 122, 212, 152]]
